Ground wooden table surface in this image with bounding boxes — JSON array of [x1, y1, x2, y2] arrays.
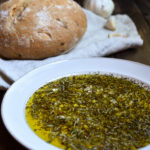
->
[[0, 0, 150, 149]]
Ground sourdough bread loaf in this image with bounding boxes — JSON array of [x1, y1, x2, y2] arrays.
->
[[0, 0, 87, 59]]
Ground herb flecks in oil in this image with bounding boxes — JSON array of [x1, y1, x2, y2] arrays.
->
[[25, 74, 150, 150]]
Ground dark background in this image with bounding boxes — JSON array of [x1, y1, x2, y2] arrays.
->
[[0, 0, 150, 149]]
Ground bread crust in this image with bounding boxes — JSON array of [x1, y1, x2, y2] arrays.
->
[[0, 0, 87, 59]]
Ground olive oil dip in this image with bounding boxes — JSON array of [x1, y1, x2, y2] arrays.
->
[[25, 74, 150, 150]]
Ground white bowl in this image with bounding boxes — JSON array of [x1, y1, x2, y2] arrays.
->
[[1, 58, 150, 150]]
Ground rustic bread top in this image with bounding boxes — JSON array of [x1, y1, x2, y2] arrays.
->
[[0, 0, 87, 59]]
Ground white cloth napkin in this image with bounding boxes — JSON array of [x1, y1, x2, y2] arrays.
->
[[0, 9, 143, 89]]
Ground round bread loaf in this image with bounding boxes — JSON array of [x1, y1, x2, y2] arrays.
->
[[0, 0, 87, 59]]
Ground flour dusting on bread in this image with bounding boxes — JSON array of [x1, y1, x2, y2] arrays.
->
[[55, 5, 63, 9], [18, 35, 30, 48], [24, 7, 31, 13], [0, 10, 9, 19], [36, 11, 51, 28]]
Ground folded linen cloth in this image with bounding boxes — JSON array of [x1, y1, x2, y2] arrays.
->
[[0, 9, 143, 89]]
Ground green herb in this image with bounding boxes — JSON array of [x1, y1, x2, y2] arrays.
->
[[26, 74, 150, 150]]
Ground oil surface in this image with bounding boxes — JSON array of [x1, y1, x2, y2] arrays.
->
[[25, 74, 150, 150]]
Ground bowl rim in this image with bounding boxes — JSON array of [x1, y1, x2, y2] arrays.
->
[[1, 57, 150, 150]]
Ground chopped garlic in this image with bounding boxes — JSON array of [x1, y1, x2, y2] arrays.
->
[[105, 16, 116, 31], [108, 33, 128, 38]]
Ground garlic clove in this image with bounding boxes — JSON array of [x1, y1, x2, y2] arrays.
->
[[83, 0, 115, 18], [104, 16, 116, 31], [108, 33, 128, 38]]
